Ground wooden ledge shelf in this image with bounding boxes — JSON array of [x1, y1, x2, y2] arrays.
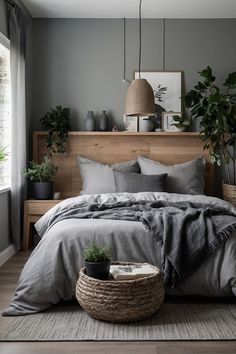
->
[[34, 131, 199, 137]]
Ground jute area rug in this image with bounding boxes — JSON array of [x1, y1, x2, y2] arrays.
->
[[1, 299, 236, 341]]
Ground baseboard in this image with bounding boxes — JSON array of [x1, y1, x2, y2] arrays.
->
[[0, 244, 16, 266]]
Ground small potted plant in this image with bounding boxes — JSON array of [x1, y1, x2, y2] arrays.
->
[[183, 66, 236, 204], [24, 156, 57, 199], [171, 114, 191, 132], [40, 105, 71, 156], [83, 242, 112, 280]]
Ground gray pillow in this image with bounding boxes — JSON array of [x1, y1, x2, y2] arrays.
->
[[138, 156, 206, 195], [77, 156, 140, 195], [113, 170, 167, 193]]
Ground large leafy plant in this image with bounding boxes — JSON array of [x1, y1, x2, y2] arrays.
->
[[83, 242, 112, 263], [184, 66, 236, 185], [24, 156, 57, 182], [40, 105, 71, 155]]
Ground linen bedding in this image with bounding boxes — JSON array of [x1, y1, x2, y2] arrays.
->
[[3, 192, 236, 316]]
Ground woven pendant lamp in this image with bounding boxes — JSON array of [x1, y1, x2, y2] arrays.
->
[[125, 78, 155, 116], [125, 0, 155, 117]]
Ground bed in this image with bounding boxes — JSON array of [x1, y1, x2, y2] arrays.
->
[[3, 132, 236, 316]]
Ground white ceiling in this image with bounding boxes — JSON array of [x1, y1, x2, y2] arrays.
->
[[21, 0, 236, 19]]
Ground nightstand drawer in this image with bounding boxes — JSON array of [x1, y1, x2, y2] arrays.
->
[[28, 202, 59, 215], [23, 199, 63, 251]]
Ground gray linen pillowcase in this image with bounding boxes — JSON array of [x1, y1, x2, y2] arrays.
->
[[138, 155, 206, 195], [113, 170, 168, 193], [77, 156, 140, 194]]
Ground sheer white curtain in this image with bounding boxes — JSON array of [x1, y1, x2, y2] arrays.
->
[[9, 0, 31, 249]]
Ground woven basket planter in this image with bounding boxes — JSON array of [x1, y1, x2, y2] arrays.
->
[[223, 182, 236, 207], [76, 262, 165, 323]]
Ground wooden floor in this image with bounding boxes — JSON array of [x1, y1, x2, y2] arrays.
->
[[0, 252, 236, 354]]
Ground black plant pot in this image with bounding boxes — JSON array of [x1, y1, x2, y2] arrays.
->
[[84, 260, 111, 280], [32, 181, 54, 200]]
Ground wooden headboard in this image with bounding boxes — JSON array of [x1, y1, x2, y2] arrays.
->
[[33, 131, 214, 198]]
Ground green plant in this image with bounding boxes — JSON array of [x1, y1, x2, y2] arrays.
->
[[183, 66, 236, 185], [171, 114, 191, 129], [24, 156, 57, 182], [83, 242, 112, 263], [40, 105, 71, 155], [0, 146, 8, 162]]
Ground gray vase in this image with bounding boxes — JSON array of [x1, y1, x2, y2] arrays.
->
[[139, 118, 154, 132], [85, 111, 95, 131], [99, 110, 109, 131]]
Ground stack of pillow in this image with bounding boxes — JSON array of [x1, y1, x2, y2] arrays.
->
[[77, 155, 206, 196]]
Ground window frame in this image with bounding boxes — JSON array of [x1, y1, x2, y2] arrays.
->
[[0, 32, 11, 191]]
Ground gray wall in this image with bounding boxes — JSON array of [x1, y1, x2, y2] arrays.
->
[[0, 1, 8, 38], [32, 19, 163, 130], [32, 18, 236, 131]]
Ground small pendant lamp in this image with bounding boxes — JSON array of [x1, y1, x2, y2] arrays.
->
[[125, 0, 155, 117]]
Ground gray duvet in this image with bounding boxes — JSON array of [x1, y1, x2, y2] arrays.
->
[[3, 192, 236, 316]]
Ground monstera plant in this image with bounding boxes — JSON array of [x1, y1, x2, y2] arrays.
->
[[184, 66, 236, 204]]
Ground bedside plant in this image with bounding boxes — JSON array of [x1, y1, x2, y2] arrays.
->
[[40, 105, 71, 156], [83, 242, 112, 280], [183, 66, 236, 204], [24, 156, 57, 200]]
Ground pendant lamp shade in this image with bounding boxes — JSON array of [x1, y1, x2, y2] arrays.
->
[[125, 78, 155, 116]]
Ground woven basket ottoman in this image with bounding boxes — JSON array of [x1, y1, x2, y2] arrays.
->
[[76, 262, 165, 323]]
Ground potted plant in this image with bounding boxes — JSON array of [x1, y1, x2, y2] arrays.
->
[[171, 114, 191, 132], [40, 105, 71, 156], [83, 242, 112, 280], [183, 66, 236, 204], [24, 156, 57, 199]]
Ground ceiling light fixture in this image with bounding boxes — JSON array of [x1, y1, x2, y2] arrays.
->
[[125, 0, 155, 117]]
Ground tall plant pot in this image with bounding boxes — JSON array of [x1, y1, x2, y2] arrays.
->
[[32, 181, 54, 200], [222, 182, 236, 207]]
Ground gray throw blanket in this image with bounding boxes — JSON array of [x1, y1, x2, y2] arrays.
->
[[41, 199, 236, 287]]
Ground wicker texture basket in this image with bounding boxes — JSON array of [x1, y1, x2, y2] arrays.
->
[[76, 262, 165, 323], [223, 182, 236, 207]]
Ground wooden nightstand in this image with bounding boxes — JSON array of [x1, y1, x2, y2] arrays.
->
[[23, 199, 63, 251]]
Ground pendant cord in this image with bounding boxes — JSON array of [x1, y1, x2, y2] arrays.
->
[[138, 0, 142, 79], [4, 0, 15, 7], [123, 18, 126, 80], [122, 18, 131, 84], [163, 18, 166, 71]]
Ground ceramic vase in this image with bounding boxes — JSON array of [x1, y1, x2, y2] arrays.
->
[[85, 111, 95, 131], [139, 118, 154, 132], [99, 110, 109, 131]]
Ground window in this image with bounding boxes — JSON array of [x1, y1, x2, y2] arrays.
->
[[0, 33, 11, 189]]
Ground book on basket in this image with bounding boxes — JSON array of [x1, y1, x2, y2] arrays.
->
[[110, 263, 156, 280]]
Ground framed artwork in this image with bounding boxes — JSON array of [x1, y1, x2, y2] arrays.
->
[[123, 115, 138, 132], [162, 112, 182, 132], [134, 71, 182, 130]]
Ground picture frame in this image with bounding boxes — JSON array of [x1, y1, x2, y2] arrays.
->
[[123, 115, 138, 132], [162, 112, 183, 132], [134, 71, 182, 130]]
